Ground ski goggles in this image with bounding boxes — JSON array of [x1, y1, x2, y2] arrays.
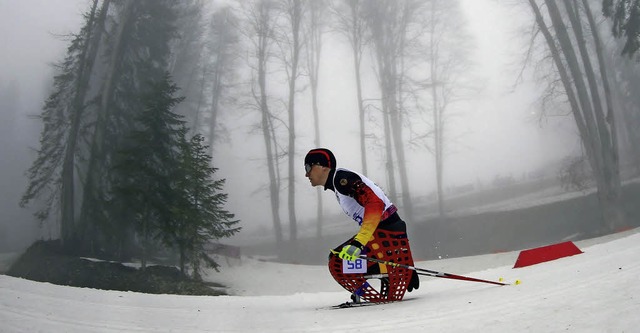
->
[[304, 163, 319, 174]]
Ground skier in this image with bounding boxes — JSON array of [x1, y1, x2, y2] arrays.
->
[[304, 148, 419, 304]]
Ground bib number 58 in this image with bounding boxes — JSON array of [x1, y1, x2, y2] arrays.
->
[[342, 258, 367, 274]]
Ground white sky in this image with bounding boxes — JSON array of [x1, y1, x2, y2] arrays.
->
[[1, 228, 639, 332], [0, 0, 86, 93]]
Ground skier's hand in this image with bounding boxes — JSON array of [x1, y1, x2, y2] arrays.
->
[[338, 240, 363, 262]]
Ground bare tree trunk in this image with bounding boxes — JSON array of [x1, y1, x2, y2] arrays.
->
[[248, 0, 283, 244], [333, 0, 369, 173], [563, 1, 612, 162], [612, 62, 640, 171], [81, 0, 135, 233], [422, 0, 470, 219], [392, 1, 413, 221], [388, 69, 412, 219], [259, 64, 283, 245], [558, 0, 624, 230], [355, 61, 368, 175], [367, 1, 415, 211], [208, 56, 223, 147], [350, 0, 368, 175], [604, 41, 640, 172], [61, 0, 105, 246], [205, 7, 239, 152], [430, 63, 445, 218], [66, 0, 110, 249], [281, 0, 304, 242], [306, 0, 325, 237], [580, 0, 625, 228], [368, 2, 398, 202], [529, 0, 590, 155], [377, 53, 398, 202], [534, 0, 625, 230], [426, 0, 446, 219]]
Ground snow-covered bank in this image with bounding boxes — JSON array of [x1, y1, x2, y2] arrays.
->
[[1, 228, 639, 332]]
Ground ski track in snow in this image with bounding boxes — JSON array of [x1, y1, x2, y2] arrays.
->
[[1, 229, 640, 332]]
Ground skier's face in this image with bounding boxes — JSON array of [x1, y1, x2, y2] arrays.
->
[[305, 164, 328, 187]]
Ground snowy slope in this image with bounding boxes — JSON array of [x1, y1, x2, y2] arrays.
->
[[1, 229, 639, 332]]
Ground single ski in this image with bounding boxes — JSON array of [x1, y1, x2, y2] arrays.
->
[[330, 301, 390, 309], [318, 297, 418, 310]]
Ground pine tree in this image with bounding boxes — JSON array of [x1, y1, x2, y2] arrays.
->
[[171, 134, 240, 278], [81, 0, 180, 255], [113, 72, 239, 275], [20, 0, 105, 246], [21, 57, 74, 222], [112, 72, 186, 269]]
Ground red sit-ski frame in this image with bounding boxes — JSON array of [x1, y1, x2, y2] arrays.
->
[[328, 229, 415, 303]]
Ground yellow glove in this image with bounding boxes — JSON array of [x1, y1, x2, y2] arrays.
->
[[338, 241, 363, 262]]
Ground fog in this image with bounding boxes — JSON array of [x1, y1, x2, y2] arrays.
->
[[0, 0, 581, 251], [213, 0, 579, 236], [0, 0, 87, 251]]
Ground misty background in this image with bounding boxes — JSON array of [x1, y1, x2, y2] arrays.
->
[[1, 0, 637, 264], [1, 0, 89, 250]]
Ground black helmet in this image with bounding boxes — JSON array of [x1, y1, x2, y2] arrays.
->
[[304, 148, 336, 170]]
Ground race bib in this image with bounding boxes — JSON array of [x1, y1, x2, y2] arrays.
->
[[342, 258, 367, 274]]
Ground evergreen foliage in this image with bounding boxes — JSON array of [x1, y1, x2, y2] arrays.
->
[[113, 72, 239, 276], [22, 1, 240, 275], [20, 4, 96, 223], [171, 134, 240, 278], [603, 0, 640, 57], [112, 72, 186, 268], [82, 1, 180, 249], [20, 54, 73, 221]]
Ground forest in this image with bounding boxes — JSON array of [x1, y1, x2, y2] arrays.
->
[[1, 0, 640, 278]]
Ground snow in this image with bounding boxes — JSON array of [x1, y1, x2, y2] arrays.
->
[[1, 229, 639, 332]]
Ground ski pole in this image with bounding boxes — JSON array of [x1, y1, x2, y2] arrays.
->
[[357, 254, 509, 286]]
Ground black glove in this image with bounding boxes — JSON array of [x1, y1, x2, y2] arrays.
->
[[407, 271, 420, 292]]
